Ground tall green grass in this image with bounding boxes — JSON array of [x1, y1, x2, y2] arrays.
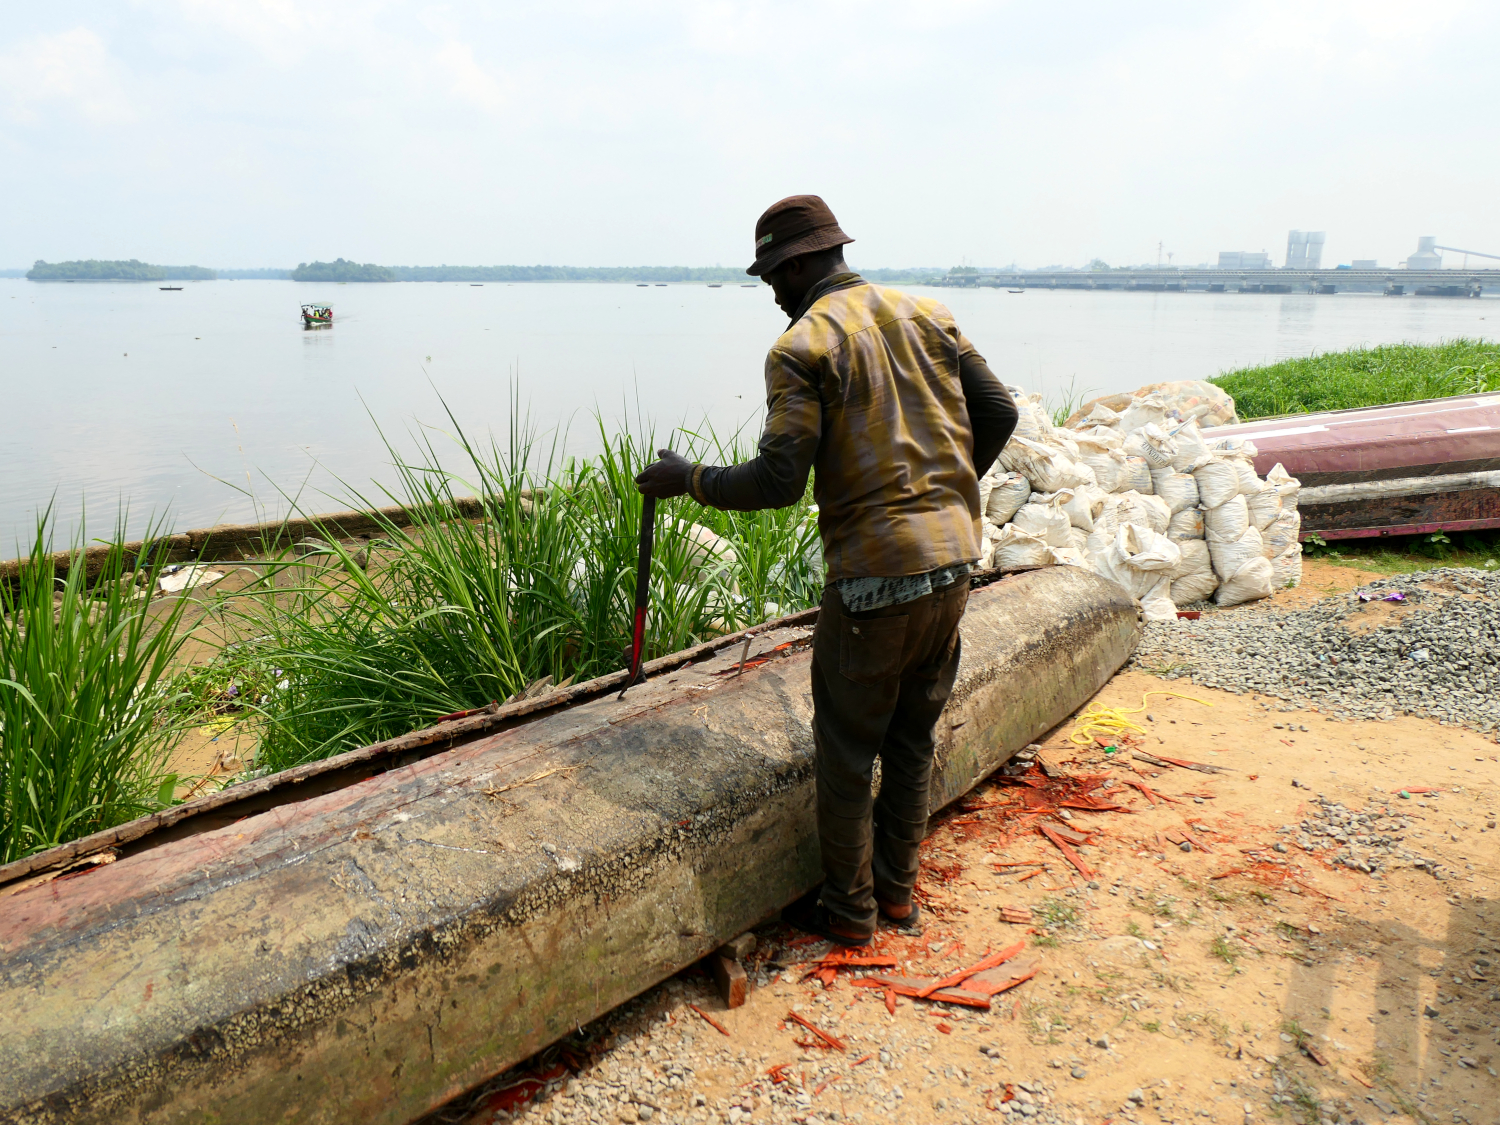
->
[[212, 406, 821, 773], [1, 512, 194, 863], [1212, 338, 1500, 420]]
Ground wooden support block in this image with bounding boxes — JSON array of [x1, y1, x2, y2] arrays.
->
[[720, 932, 757, 961], [710, 952, 748, 1009]]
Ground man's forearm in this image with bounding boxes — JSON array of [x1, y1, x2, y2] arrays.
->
[[961, 353, 1017, 476], [690, 432, 817, 511]]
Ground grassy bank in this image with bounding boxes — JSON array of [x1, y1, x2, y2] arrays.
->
[[0, 409, 822, 859], [1211, 338, 1500, 419]]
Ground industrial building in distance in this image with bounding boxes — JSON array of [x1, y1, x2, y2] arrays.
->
[[939, 234, 1500, 296]]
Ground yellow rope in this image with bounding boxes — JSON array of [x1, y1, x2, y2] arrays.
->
[[1067, 690, 1214, 747]]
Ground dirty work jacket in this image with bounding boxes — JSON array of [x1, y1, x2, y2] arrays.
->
[[688, 273, 1016, 581]]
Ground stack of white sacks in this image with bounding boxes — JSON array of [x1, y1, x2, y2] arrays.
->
[[979, 387, 1303, 621]]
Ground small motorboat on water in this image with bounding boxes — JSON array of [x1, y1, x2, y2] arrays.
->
[[160, 286, 183, 291], [1210, 394, 1500, 541], [301, 303, 333, 327], [1007, 288, 1025, 294]]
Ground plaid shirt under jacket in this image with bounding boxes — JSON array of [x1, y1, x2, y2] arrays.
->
[[689, 273, 985, 582]]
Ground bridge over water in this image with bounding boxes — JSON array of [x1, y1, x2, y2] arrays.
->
[[933, 268, 1500, 296]]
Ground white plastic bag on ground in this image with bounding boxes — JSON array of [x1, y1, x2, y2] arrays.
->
[[1133, 380, 1240, 429], [1079, 447, 1125, 492], [985, 471, 1032, 525], [1270, 544, 1303, 588], [1002, 437, 1095, 493], [1114, 491, 1172, 535], [992, 524, 1058, 571], [1077, 424, 1124, 450], [1119, 456, 1153, 494], [1266, 463, 1301, 512], [1203, 495, 1250, 540], [1167, 420, 1211, 471], [1149, 467, 1200, 515], [1192, 458, 1242, 509], [1117, 393, 1170, 434], [1124, 423, 1178, 469], [1166, 506, 1205, 540], [1207, 525, 1265, 581], [1093, 522, 1182, 599], [1052, 546, 1089, 567], [1044, 484, 1106, 531], [978, 470, 999, 516], [1083, 401, 1122, 428], [1012, 499, 1074, 547], [1262, 508, 1301, 556], [1245, 481, 1282, 531], [1214, 555, 1275, 607], [1140, 575, 1179, 622]]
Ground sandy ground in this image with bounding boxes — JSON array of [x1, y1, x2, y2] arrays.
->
[[440, 561, 1500, 1125]]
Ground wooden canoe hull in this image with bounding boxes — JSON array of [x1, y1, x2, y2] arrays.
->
[[0, 567, 1139, 1125]]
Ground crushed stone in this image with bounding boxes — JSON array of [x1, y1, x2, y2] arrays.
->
[[1129, 567, 1500, 733]]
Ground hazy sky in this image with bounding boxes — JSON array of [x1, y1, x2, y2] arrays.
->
[[3, 2, 1497, 271]]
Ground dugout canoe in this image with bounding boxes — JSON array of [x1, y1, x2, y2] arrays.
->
[[1208, 393, 1500, 540], [0, 566, 1139, 1125]]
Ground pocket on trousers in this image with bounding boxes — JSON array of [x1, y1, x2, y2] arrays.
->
[[838, 613, 908, 686]]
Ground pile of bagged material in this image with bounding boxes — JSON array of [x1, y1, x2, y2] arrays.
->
[[979, 383, 1303, 620]]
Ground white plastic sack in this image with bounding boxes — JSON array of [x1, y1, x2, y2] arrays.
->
[[1114, 491, 1172, 535], [1051, 546, 1089, 567], [1012, 500, 1074, 547], [1083, 401, 1122, 428], [992, 524, 1058, 571], [1167, 539, 1212, 582], [1214, 555, 1275, 607], [1119, 456, 1153, 494], [1077, 424, 1124, 450], [1117, 392, 1170, 434], [1093, 522, 1182, 599], [1171, 567, 1220, 606], [1233, 459, 1261, 497], [1001, 437, 1095, 493], [1207, 525, 1265, 581], [1065, 526, 1089, 552], [1048, 484, 1106, 531], [1270, 544, 1303, 588], [1079, 447, 1126, 492], [1262, 508, 1301, 556], [1209, 436, 1259, 459], [1149, 467, 1200, 516], [1203, 495, 1250, 540], [1166, 506, 1205, 540], [1168, 420, 1211, 471], [1140, 575, 1179, 623], [1192, 458, 1242, 509], [985, 471, 1032, 525], [1266, 463, 1301, 512], [978, 471, 998, 517], [1044, 430, 1080, 459], [1245, 481, 1282, 531], [1124, 423, 1178, 469]]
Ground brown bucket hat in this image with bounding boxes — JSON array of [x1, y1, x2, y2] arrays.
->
[[746, 194, 854, 277]]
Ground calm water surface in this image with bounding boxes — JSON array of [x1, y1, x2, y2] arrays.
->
[[2, 278, 1494, 546]]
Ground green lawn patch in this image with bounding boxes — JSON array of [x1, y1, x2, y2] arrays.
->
[[1211, 338, 1500, 420]]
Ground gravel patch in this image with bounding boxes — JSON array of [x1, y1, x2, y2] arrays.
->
[[1128, 567, 1500, 733]]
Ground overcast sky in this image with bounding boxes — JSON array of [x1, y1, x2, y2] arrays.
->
[[3, 1, 1497, 272]]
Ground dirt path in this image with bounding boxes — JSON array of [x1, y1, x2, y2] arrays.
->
[[436, 573, 1500, 1125]]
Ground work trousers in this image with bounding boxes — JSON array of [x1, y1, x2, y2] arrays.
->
[[810, 579, 968, 936]]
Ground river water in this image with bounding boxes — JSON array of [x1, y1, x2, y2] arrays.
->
[[2, 277, 1494, 547]]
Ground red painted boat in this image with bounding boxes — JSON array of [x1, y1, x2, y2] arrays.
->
[[1206, 394, 1500, 540]]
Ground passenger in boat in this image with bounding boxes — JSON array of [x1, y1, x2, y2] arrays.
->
[[636, 195, 1017, 947]]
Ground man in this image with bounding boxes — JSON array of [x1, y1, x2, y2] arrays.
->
[[635, 195, 1017, 946]]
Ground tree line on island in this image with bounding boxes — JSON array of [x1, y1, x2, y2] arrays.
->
[[26, 259, 216, 281]]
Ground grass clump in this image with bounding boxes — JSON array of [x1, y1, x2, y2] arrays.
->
[[211, 406, 822, 773], [1212, 338, 1500, 419], [1, 512, 195, 863]]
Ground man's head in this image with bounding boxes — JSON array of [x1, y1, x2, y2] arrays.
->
[[747, 194, 854, 316]]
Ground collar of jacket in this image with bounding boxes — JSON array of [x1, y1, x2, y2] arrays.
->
[[788, 271, 865, 325]]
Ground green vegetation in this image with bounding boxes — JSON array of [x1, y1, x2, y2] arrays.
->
[[1302, 528, 1500, 575], [1, 513, 196, 863], [290, 258, 397, 283], [1212, 338, 1500, 419], [26, 259, 216, 281], [1209, 934, 1240, 965]]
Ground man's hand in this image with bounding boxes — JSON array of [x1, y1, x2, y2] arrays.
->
[[635, 448, 694, 498]]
